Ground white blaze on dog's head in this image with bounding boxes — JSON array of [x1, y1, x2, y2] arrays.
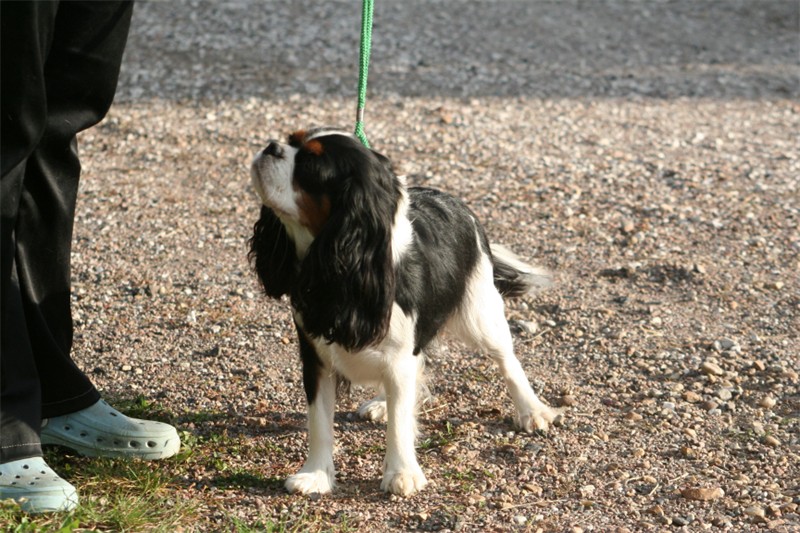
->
[[250, 140, 299, 219]]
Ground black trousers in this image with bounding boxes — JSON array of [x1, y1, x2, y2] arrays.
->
[[1, 1, 133, 463]]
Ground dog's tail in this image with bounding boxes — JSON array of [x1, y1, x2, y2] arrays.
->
[[491, 243, 553, 298]]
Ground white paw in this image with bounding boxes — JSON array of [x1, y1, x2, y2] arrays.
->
[[381, 468, 428, 497], [357, 396, 387, 422], [517, 402, 561, 433], [285, 469, 334, 495]]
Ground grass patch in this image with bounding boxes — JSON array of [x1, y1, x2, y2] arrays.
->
[[0, 451, 198, 532], [419, 420, 457, 451]]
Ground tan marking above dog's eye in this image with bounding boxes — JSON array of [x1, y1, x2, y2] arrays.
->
[[305, 139, 324, 156]]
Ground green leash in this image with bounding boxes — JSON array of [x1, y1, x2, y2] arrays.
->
[[354, 0, 374, 148]]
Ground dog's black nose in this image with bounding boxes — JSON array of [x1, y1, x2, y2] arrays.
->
[[263, 141, 284, 158]]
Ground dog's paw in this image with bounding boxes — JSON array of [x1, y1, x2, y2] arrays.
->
[[517, 402, 562, 433], [285, 470, 334, 495], [381, 468, 428, 497], [357, 396, 387, 422]]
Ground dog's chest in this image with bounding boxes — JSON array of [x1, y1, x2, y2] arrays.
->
[[300, 303, 416, 386]]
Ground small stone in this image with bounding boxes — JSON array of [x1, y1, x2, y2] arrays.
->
[[680, 445, 697, 458], [701, 400, 719, 411], [713, 338, 741, 353], [716, 388, 733, 401], [559, 395, 577, 407], [682, 391, 702, 403], [512, 515, 527, 526], [523, 483, 543, 496], [121, 364, 132, 372], [744, 505, 767, 522], [681, 486, 725, 501], [700, 360, 724, 376], [759, 396, 777, 409], [672, 515, 693, 527], [764, 435, 780, 447], [647, 504, 665, 516], [620, 220, 636, 234]]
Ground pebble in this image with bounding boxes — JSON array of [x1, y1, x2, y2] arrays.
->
[[758, 396, 777, 409], [559, 395, 577, 407], [672, 515, 693, 527], [713, 338, 740, 352], [681, 486, 725, 501], [744, 505, 767, 522], [716, 388, 733, 401], [700, 360, 724, 376], [523, 483, 543, 496], [512, 515, 527, 526], [682, 391, 702, 403], [764, 435, 781, 447]]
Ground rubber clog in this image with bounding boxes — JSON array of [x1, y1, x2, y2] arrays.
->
[[41, 399, 180, 460], [0, 457, 78, 513]]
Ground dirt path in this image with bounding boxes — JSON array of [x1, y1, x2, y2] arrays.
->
[[71, 1, 797, 530]]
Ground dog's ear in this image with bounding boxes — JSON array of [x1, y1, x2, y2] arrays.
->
[[249, 205, 297, 298], [294, 148, 400, 351]]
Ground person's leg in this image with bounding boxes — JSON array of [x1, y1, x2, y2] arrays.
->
[[24, 0, 181, 462], [16, 0, 134, 419], [0, 1, 81, 513], [1, 0, 59, 466]]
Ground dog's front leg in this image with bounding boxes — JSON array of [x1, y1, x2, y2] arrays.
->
[[285, 331, 336, 495], [381, 354, 427, 496]]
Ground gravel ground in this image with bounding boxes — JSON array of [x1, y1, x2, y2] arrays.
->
[[70, 1, 798, 531]]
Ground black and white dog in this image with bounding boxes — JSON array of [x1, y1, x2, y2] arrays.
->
[[249, 128, 558, 497]]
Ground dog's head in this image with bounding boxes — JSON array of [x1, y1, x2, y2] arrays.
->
[[249, 128, 402, 350]]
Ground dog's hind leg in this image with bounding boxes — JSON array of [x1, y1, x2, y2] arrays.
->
[[357, 385, 387, 422], [449, 255, 559, 432]]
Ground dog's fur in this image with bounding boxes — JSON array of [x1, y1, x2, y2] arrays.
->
[[249, 128, 558, 496]]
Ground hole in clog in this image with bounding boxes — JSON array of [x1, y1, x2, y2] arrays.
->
[[64, 425, 71, 431], [97, 437, 104, 443], [22, 465, 29, 470], [130, 441, 140, 448], [113, 440, 122, 446], [29, 481, 35, 486], [10, 481, 16, 486], [147, 441, 157, 448], [80, 432, 88, 437], [110, 412, 118, 417], [15, 475, 21, 479]]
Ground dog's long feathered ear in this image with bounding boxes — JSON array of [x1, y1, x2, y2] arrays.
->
[[294, 147, 400, 352], [248, 205, 296, 298]]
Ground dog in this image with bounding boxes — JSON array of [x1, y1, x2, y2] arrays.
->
[[249, 127, 559, 497]]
